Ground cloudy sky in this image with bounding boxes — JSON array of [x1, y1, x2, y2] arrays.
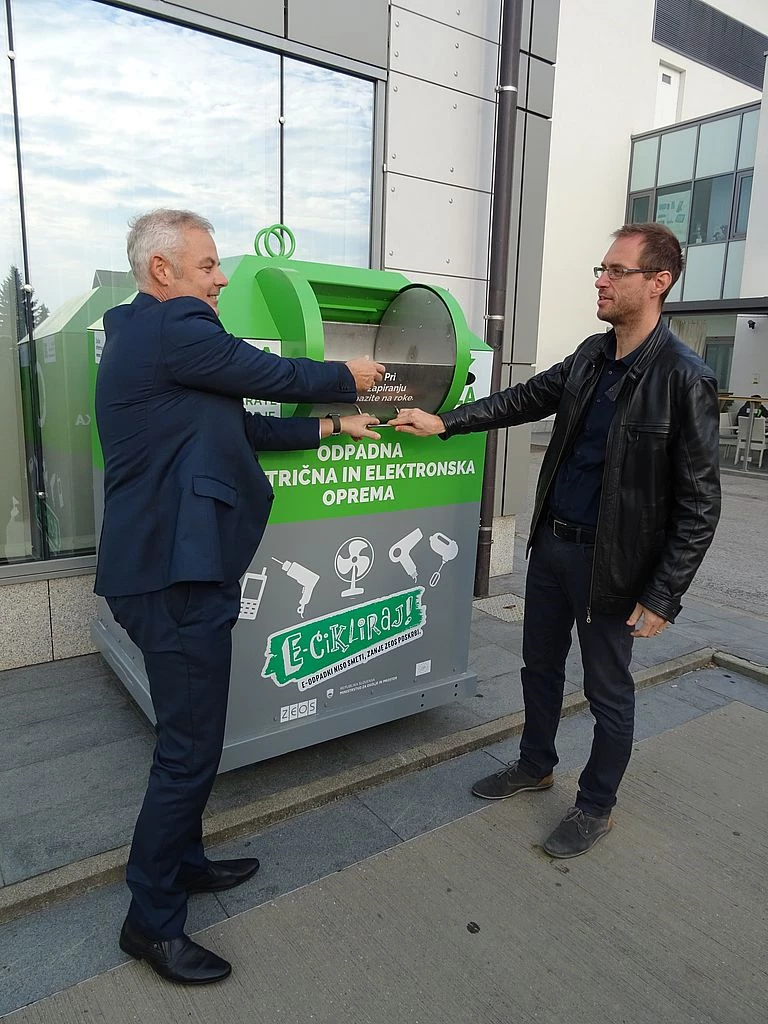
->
[[1, 0, 374, 313]]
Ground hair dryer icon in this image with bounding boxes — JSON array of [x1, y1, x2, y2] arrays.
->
[[389, 527, 423, 581], [272, 558, 319, 618]]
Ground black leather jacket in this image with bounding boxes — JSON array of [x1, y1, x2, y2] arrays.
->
[[441, 321, 721, 622]]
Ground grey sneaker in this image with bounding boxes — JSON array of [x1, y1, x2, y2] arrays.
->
[[543, 806, 613, 858], [471, 759, 554, 800]]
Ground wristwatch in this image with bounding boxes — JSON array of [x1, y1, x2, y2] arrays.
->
[[326, 413, 342, 436]]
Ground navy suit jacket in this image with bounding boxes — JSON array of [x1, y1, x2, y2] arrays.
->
[[94, 292, 356, 596]]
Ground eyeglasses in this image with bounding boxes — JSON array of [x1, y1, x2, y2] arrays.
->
[[593, 265, 664, 281]]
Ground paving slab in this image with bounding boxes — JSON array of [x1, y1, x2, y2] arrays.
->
[[9, 702, 766, 1024]]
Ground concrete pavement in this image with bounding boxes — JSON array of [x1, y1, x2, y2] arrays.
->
[[2, 450, 768, 1017], [6, 699, 767, 1024]]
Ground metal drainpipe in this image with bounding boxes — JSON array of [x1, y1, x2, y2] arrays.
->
[[473, 0, 524, 598]]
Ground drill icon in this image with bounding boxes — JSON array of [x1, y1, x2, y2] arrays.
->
[[272, 558, 320, 618]]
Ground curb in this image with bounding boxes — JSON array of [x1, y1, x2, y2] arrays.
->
[[0, 647, 716, 925], [712, 650, 768, 684]]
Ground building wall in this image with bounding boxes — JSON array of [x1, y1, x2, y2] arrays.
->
[[730, 59, 768, 396], [0, 0, 557, 667], [536, 0, 768, 374], [383, 0, 559, 529]]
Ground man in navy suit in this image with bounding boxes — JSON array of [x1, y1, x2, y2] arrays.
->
[[95, 209, 384, 984]]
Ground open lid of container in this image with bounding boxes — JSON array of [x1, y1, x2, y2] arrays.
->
[[357, 285, 462, 420]]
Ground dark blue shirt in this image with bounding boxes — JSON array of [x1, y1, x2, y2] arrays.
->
[[549, 336, 644, 529]]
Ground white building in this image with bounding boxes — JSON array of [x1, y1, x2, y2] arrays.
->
[[537, 0, 768, 373]]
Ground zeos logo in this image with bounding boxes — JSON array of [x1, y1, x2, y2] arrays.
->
[[279, 699, 317, 723]]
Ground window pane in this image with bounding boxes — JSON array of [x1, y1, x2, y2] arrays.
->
[[738, 110, 759, 170], [682, 243, 726, 301], [689, 175, 734, 244], [696, 116, 739, 177], [703, 342, 733, 391], [655, 185, 691, 243], [630, 136, 659, 191], [666, 267, 683, 303], [735, 174, 752, 236], [657, 126, 696, 186], [283, 61, 373, 266], [723, 240, 745, 299], [13, 0, 281, 556], [630, 194, 651, 223], [0, 13, 34, 565]]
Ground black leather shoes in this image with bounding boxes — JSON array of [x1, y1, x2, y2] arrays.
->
[[181, 856, 261, 894], [119, 919, 231, 984]]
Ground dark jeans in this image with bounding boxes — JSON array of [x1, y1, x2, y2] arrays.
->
[[518, 525, 635, 817], [107, 580, 240, 939]]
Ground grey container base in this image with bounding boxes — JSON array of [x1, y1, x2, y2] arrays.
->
[[91, 616, 476, 772]]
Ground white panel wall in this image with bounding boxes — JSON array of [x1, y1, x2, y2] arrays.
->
[[167, 0, 284, 34], [386, 176, 492, 279], [536, 0, 768, 374], [730, 316, 768, 396], [393, 0, 502, 41], [385, 0, 558, 529], [740, 67, 768, 298], [387, 75, 495, 190], [385, 2, 499, 355]]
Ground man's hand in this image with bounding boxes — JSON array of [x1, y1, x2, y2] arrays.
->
[[346, 358, 386, 392], [627, 602, 669, 638], [342, 414, 381, 440], [389, 408, 445, 437]]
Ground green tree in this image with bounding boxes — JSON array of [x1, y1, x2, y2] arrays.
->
[[0, 265, 49, 341]]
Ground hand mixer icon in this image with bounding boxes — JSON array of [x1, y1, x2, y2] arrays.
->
[[429, 532, 459, 587]]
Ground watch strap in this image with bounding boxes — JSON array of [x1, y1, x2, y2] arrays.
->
[[327, 413, 342, 435]]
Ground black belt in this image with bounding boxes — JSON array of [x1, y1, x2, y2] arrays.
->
[[546, 513, 596, 545]]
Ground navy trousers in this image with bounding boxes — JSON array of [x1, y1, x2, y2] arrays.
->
[[107, 580, 240, 939], [518, 525, 635, 817]]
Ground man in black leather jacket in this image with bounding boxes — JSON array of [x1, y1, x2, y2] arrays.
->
[[391, 223, 720, 858]]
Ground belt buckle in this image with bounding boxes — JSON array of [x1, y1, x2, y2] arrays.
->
[[551, 517, 568, 540]]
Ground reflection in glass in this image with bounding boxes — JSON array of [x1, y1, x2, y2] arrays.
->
[[630, 137, 659, 191], [723, 240, 745, 299], [704, 340, 733, 391], [657, 126, 696, 187], [12, 0, 282, 555], [738, 110, 759, 170], [682, 243, 726, 301], [284, 60, 373, 267], [14, 0, 280, 313], [666, 263, 684, 303], [630, 194, 650, 223], [689, 175, 733, 244], [696, 116, 739, 178], [0, 12, 34, 564], [734, 174, 752, 236], [655, 185, 691, 243]]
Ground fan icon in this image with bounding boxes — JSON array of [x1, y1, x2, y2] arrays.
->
[[335, 537, 374, 597]]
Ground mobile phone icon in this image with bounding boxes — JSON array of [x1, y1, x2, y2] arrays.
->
[[239, 568, 268, 621]]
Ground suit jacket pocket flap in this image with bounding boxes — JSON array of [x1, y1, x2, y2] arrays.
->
[[192, 475, 238, 507]]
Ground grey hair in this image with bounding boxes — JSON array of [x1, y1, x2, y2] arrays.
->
[[126, 209, 214, 289]]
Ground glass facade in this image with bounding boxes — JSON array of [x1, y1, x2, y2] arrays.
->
[[668, 315, 737, 391], [0, 5, 34, 563], [627, 103, 758, 304], [0, 0, 376, 571]]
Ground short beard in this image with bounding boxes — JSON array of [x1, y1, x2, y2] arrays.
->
[[596, 307, 618, 324]]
